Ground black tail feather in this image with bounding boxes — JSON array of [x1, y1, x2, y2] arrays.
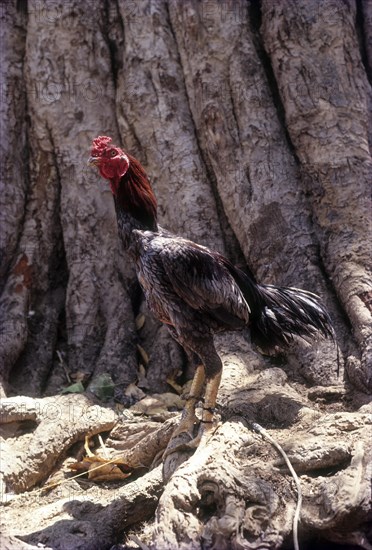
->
[[251, 284, 335, 349], [227, 265, 335, 350]]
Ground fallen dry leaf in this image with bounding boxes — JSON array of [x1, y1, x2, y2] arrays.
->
[[125, 382, 146, 401], [135, 313, 146, 330], [166, 376, 183, 395], [130, 393, 184, 415], [69, 455, 132, 482], [137, 344, 149, 365]]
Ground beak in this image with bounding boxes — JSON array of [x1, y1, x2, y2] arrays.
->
[[88, 156, 100, 167]]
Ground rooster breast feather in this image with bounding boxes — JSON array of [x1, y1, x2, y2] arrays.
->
[[154, 237, 251, 329]]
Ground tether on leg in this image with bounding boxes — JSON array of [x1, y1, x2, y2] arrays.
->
[[164, 340, 222, 456], [197, 370, 222, 442], [162, 337, 222, 479]]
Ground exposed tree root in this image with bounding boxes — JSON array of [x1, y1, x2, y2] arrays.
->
[[151, 410, 371, 549], [1, 367, 371, 550], [0, 394, 117, 494], [3, 467, 163, 550]]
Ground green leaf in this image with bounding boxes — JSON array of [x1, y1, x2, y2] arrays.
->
[[61, 381, 85, 394], [89, 373, 115, 401]]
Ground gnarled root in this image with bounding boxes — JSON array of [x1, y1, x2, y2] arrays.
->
[[0, 394, 117, 494]]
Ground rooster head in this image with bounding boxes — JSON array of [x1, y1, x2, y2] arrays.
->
[[89, 135, 158, 229], [89, 136, 129, 193]]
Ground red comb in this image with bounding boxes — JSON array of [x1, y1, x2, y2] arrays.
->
[[91, 135, 112, 155]]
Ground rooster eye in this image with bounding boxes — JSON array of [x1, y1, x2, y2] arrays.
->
[[110, 150, 117, 157]]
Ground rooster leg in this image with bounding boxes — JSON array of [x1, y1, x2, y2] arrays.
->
[[175, 371, 222, 451], [164, 338, 222, 456], [163, 364, 205, 459], [198, 370, 222, 442], [172, 364, 205, 438]]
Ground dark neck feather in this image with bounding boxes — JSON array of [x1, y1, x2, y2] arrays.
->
[[114, 154, 158, 233]]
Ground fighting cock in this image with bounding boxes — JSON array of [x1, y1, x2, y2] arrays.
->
[[89, 136, 335, 463]]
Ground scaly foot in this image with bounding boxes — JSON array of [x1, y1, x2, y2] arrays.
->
[[163, 364, 206, 458]]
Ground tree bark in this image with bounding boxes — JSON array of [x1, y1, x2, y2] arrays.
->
[[1, 1, 371, 549], [261, 0, 372, 393]]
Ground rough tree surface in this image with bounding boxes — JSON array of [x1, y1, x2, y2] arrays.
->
[[0, 1, 371, 549]]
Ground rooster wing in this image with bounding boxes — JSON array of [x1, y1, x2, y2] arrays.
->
[[155, 237, 250, 329]]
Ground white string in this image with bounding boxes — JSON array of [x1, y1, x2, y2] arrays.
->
[[252, 423, 302, 550]]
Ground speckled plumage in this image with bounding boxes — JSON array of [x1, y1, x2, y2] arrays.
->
[[130, 229, 250, 337]]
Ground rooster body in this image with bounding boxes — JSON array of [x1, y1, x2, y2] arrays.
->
[[131, 231, 249, 335], [89, 136, 335, 468]]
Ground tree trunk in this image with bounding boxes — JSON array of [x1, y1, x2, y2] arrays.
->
[[1, 1, 371, 549]]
